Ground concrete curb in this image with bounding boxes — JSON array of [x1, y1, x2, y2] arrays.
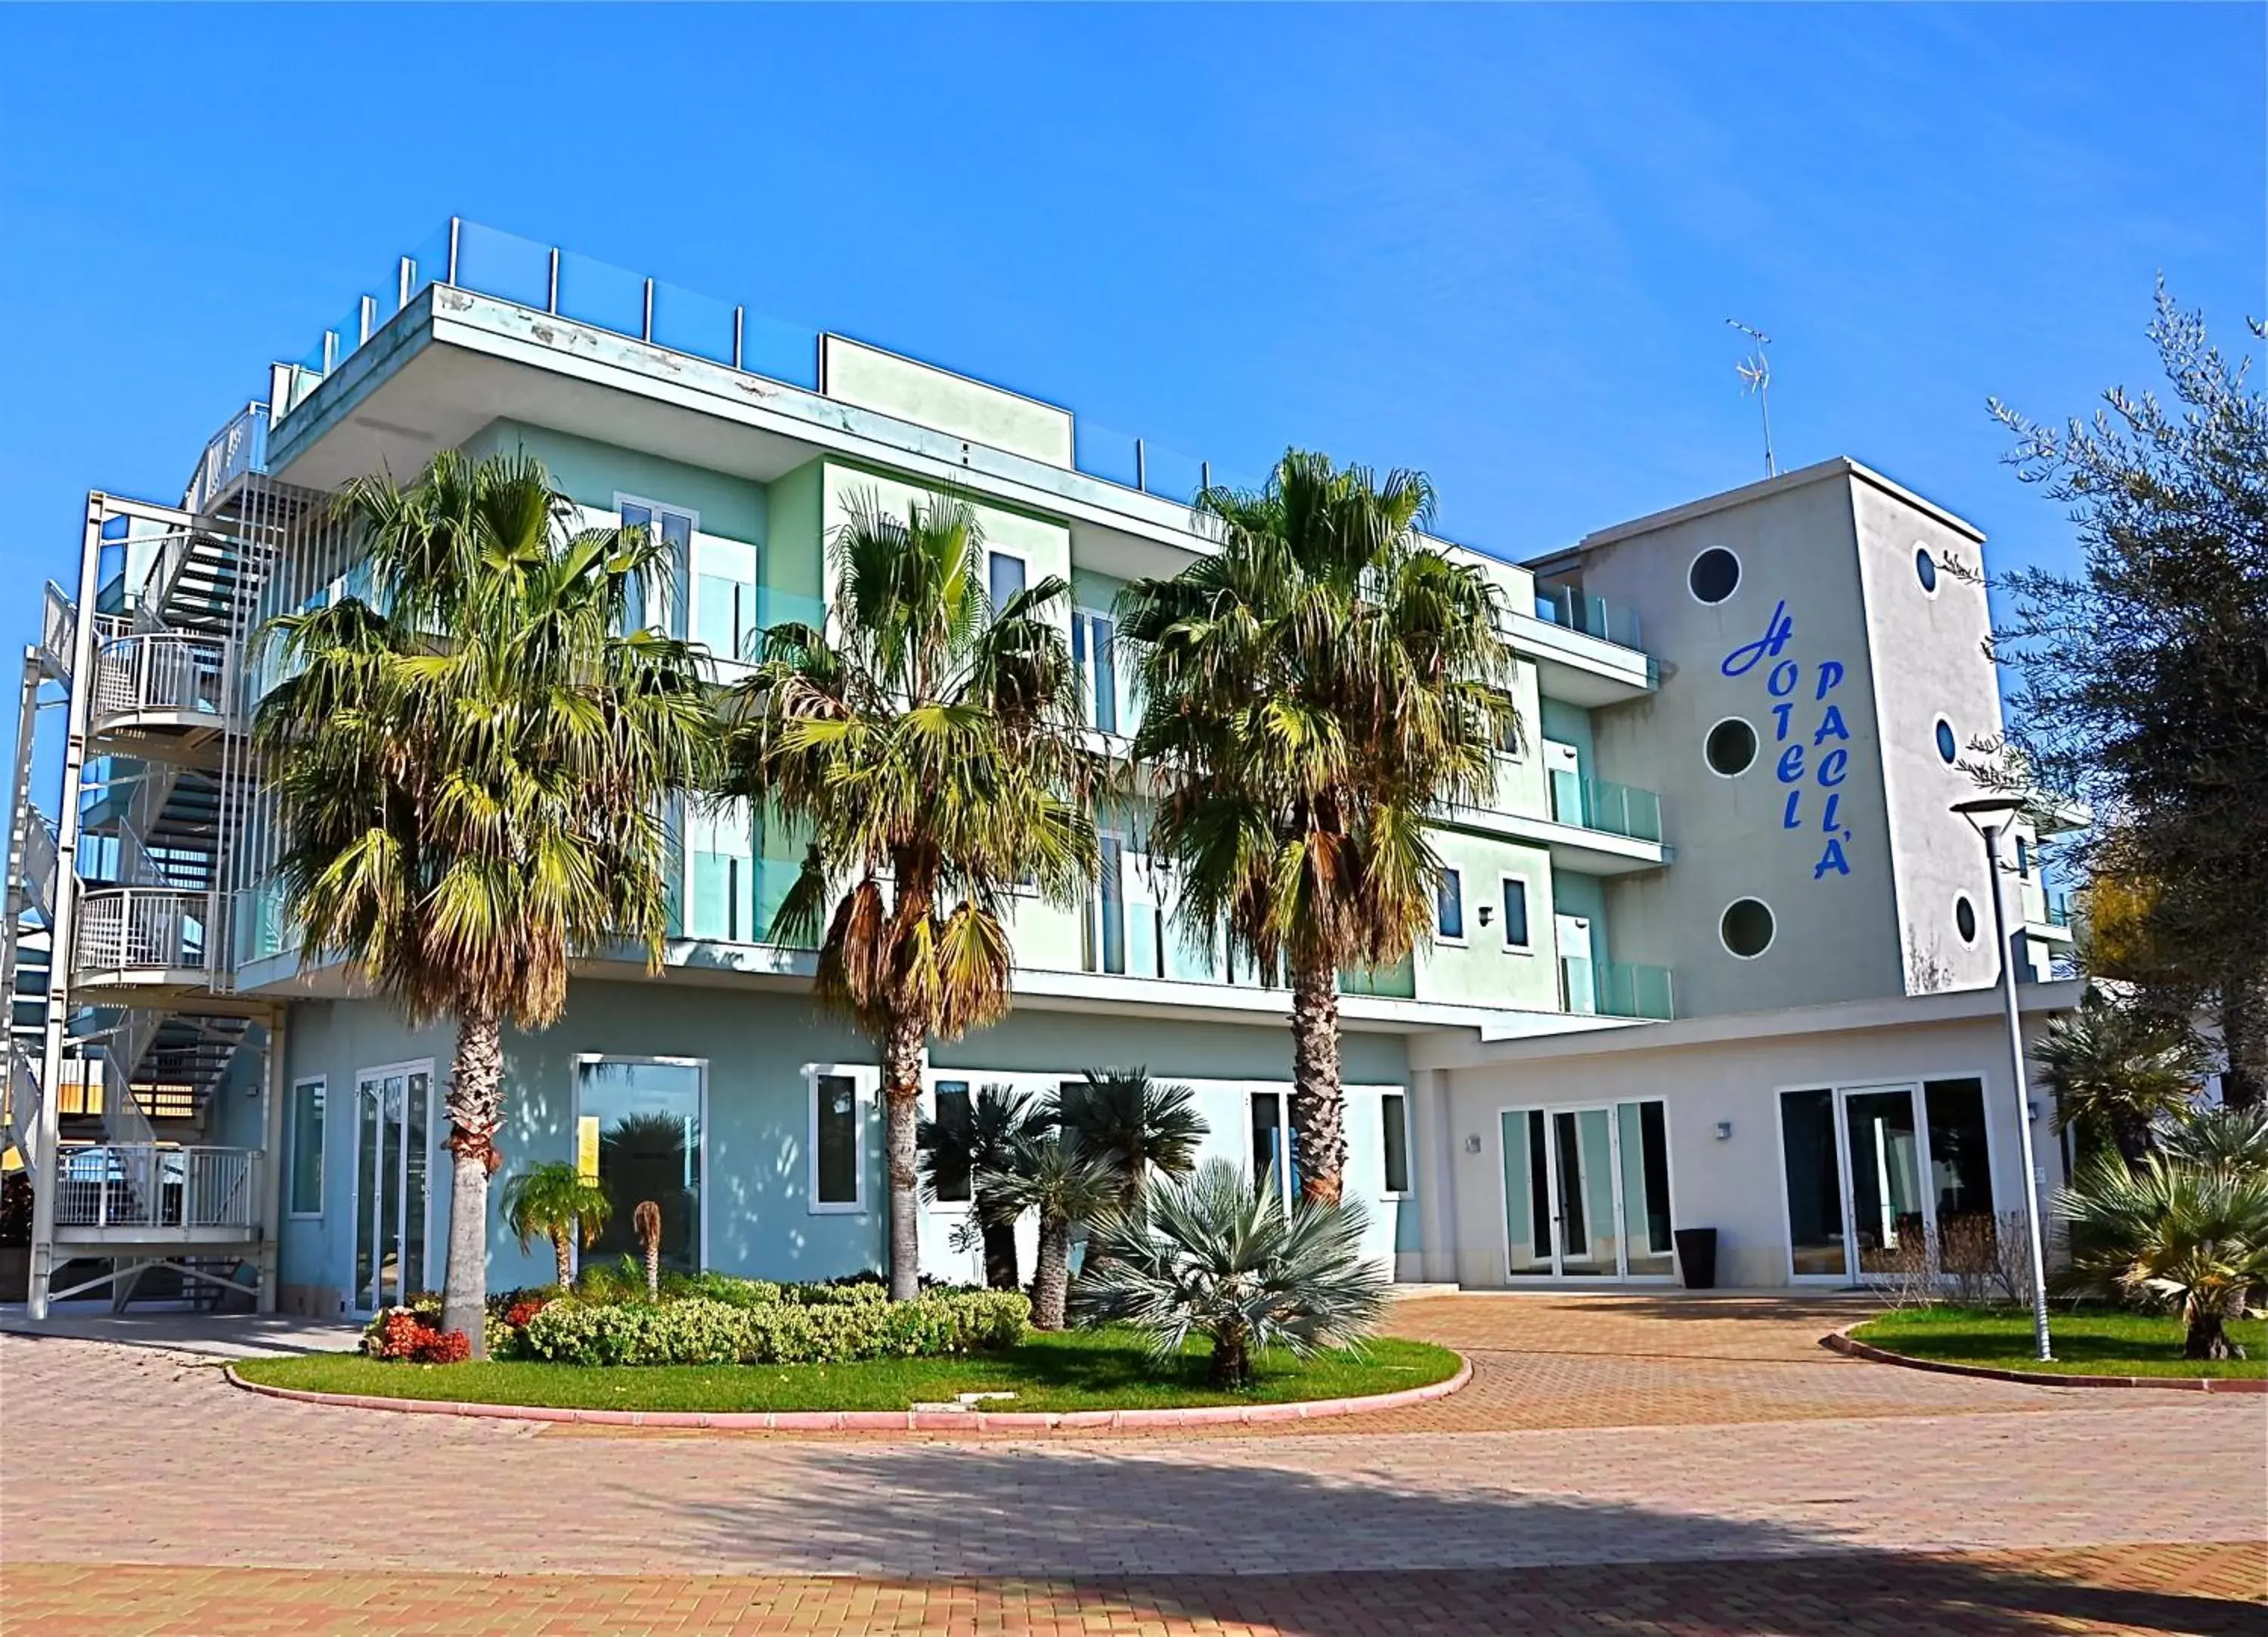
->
[[1821, 1325, 2266, 1394], [223, 1353, 1473, 1433]]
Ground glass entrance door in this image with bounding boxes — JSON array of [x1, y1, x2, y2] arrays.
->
[[1842, 1085, 1925, 1276], [1500, 1100, 1672, 1280], [353, 1063, 433, 1311], [1778, 1082, 1946, 1282]]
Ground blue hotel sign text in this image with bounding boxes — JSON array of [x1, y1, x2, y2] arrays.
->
[[1722, 600, 1858, 880]]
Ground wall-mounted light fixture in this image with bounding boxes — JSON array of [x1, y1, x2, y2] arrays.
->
[[1476, 905, 1495, 927], [1714, 1121, 1734, 1141], [1463, 1134, 1483, 1155]]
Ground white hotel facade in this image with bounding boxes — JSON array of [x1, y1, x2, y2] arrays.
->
[[4, 220, 2084, 1317]]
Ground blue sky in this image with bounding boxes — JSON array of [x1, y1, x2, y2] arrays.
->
[[2, 2, 2260, 658]]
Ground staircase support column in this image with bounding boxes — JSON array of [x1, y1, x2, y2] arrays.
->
[[29, 497, 107, 1321], [255, 1007, 286, 1312]]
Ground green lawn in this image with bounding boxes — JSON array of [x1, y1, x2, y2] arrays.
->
[[234, 1328, 1462, 1413], [1854, 1304, 2266, 1380]]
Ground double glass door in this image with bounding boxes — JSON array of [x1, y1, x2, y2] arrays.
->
[[1501, 1100, 1675, 1280], [1779, 1078, 1997, 1281], [353, 1063, 434, 1311]]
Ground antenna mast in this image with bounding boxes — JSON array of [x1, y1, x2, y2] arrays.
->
[[1726, 318, 1777, 477]]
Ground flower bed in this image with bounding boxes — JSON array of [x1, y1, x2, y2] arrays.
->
[[361, 1274, 1029, 1367]]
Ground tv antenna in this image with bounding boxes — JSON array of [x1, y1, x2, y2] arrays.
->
[[1726, 318, 1777, 478]]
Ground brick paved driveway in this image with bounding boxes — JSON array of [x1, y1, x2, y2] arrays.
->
[[5, 1292, 2261, 1632]]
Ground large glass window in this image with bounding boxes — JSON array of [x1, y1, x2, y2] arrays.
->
[[931, 1082, 972, 1204], [618, 500, 694, 636], [1780, 1088, 1845, 1276], [1071, 610, 1120, 735], [1617, 1099, 1674, 1275], [1381, 1093, 1411, 1194], [288, 1077, 325, 1216], [811, 1072, 862, 1209], [1086, 835, 1126, 974], [578, 1059, 703, 1273], [692, 534, 760, 662], [1925, 1077, 1995, 1273]]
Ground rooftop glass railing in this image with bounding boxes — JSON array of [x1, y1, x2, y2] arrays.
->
[[274, 217, 1267, 508]]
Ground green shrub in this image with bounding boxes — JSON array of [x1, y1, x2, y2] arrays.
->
[[670, 1271, 784, 1307], [522, 1288, 1030, 1366]]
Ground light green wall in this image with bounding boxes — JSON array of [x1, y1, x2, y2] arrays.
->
[[764, 459, 826, 608], [1539, 696, 1595, 771], [1553, 871, 1612, 967], [463, 419, 766, 543], [1414, 831, 1560, 1010]]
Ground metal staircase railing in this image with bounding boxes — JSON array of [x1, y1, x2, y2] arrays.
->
[[73, 887, 212, 976], [89, 631, 231, 728], [4, 1044, 42, 1181], [52, 1143, 259, 1231], [20, 807, 57, 924]]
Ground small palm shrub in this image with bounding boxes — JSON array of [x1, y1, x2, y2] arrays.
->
[[1073, 1158, 1390, 1387], [500, 1162, 614, 1289], [919, 1083, 1054, 1290], [977, 1131, 1122, 1330], [2059, 1106, 2268, 1360]]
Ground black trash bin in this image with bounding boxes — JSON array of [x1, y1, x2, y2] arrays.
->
[[1674, 1227, 1718, 1290]]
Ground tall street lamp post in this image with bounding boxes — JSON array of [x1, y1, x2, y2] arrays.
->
[[1953, 795, 2054, 1362]]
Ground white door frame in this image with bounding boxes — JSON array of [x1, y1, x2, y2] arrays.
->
[[1773, 1076, 1976, 1285], [1495, 1096, 1676, 1283], [349, 1058, 435, 1311]]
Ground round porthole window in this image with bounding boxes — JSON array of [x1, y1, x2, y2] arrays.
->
[[1955, 896, 1978, 942], [1720, 898, 1775, 959], [1935, 719, 1958, 764], [1689, 547, 1741, 605], [1705, 716, 1758, 777], [1916, 546, 1938, 593]]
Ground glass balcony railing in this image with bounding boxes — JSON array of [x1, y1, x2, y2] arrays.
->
[[1533, 586, 1644, 651], [1560, 956, 1675, 1020], [2043, 892, 2074, 927], [1548, 773, 1664, 844]]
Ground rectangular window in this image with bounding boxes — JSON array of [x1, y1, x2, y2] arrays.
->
[[931, 1081, 973, 1204], [689, 798, 757, 943], [287, 1077, 325, 1216], [1250, 1091, 1290, 1205], [1616, 1098, 1674, 1273], [2015, 836, 2031, 878], [692, 534, 760, 663], [1492, 689, 1522, 757], [577, 1058, 704, 1274], [1086, 834, 1126, 975], [1381, 1093, 1411, 1194], [1501, 877, 1531, 948], [618, 498, 696, 636], [1435, 869, 1464, 942], [811, 1072, 863, 1210], [1923, 1077, 1994, 1268], [1071, 610, 1119, 735], [987, 550, 1026, 613]]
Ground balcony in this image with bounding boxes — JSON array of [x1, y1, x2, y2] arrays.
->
[[1549, 775, 1664, 844], [88, 630, 233, 745], [52, 1143, 260, 1243], [74, 887, 212, 982], [1534, 586, 1643, 651], [1560, 956, 1676, 1021]]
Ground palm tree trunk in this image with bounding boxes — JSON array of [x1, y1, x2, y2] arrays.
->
[[553, 1230, 574, 1291], [643, 1239, 661, 1301], [881, 1012, 926, 1302], [1032, 1215, 1071, 1329], [1210, 1320, 1252, 1388], [981, 1215, 1021, 1292], [2221, 976, 2265, 1111], [2186, 1304, 2237, 1360], [441, 1004, 504, 1357], [1288, 955, 1347, 1205]]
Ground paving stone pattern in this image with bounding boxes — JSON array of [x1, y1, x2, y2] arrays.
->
[[4, 1293, 2261, 1632]]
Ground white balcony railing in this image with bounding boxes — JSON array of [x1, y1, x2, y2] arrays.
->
[[74, 887, 212, 974], [52, 1143, 259, 1230], [90, 632, 230, 726]]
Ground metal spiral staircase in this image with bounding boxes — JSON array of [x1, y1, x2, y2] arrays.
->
[[5, 422, 291, 1315]]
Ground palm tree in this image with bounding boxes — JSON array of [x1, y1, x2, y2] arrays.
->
[[2059, 1146, 2268, 1360], [1055, 1067, 1207, 1221], [500, 1161, 616, 1290], [2035, 988, 2205, 1165], [919, 1082, 1055, 1290], [255, 450, 714, 1352], [1120, 451, 1512, 1202], [632, 1199, 664, 1299], [1074, 1157, 1390, 1387], [723, 490, 1100, 1299], [977, 1131, 1120, 1329]]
